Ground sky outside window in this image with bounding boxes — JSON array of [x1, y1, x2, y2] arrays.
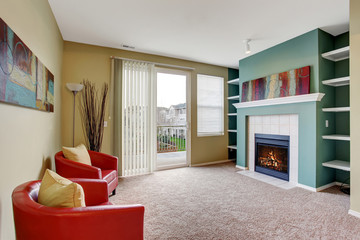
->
[[157, 73, 186, 108]]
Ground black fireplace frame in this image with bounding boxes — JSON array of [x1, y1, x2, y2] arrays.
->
[[254, 134, 290, 181]]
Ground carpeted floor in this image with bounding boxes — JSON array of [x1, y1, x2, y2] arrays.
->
[[111, 162, 360, 239]]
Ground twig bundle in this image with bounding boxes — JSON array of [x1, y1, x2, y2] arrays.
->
[[80, 79, 108, 152]]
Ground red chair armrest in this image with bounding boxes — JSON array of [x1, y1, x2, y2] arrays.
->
[[88, 150, 118, 171], [55, 152, 101, 179], [52, 205, 145, 240], [70, 179, 109, 206]]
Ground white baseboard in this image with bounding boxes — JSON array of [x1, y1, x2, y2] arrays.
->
[[156, 163, 189, 171], [118, 172, 152, 178], [235, 165, 249, 170], [349, 209, 360, 219], [297, 182, 336, 192], [297, 183, 317, 192], [316, 182, 337, 191], [191, 159, 232, 167]]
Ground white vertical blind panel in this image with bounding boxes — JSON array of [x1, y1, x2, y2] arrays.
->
[[197, 74, 224, 136], [134, 63, 142, 175], [150, 68, 156, 173], [122, 60, 155, 176], [140, 69, 144, 171], [143, 70, 148, 172], [121, 63, 125, 176], [130, 63, 134, 175]]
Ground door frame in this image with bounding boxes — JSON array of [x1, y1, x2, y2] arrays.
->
[[154, 67, 191, 170]]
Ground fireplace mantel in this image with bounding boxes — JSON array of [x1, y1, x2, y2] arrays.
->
[[233, 93, 325, 109]]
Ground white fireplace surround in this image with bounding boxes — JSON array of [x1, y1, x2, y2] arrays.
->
[[248, 114, 299, 183]]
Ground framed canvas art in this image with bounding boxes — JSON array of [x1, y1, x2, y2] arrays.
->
[[0, 18, 54, 112], [241, 66, 310, 102]]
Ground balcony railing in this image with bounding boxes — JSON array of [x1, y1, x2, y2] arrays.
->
[[157, 125, 186, 153]]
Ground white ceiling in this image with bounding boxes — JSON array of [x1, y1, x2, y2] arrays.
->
[[48, 0, 349, 69]]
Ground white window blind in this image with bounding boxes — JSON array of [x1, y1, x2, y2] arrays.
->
[[197, 74, 224, 136], [122, 60, 156, 176]]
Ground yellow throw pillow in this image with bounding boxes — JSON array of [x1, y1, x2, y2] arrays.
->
[[38, 169, 86, 208], [62, 144, 92, 166]]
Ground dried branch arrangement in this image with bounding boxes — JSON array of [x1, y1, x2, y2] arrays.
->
[[79, 79, 109, 152]]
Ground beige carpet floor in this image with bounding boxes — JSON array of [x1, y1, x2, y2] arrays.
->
[[111, 162, 360, 239]]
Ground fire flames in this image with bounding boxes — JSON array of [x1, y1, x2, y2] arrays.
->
[[258, 146, 287, 172]]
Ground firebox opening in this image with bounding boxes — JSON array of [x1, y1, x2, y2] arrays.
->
[[255, 134, 290, 181]]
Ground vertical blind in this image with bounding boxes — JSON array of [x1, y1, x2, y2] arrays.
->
[[122, 60, 156, 176], [197, 74, 224, 136]]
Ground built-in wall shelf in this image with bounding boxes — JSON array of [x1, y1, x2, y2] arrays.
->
[[321, 46, 349, 62], [227, 95, 240, 100], [227, 78, 239, 85], [227, 129, 237, 133], [227, 70, 239, 158], [227, 145, 237, 150], [322, 76, 350, 87], [322, 135, 350, 141], [320, 40, 350, 188], [322, 107, 350, 112], [322, 160, 350, 171]]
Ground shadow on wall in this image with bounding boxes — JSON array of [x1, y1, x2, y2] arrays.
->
[[38, 156, 52, 179]]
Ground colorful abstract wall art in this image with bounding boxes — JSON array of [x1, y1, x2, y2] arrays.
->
[[241, 66, 310, 102], [0, 18, 54, 112]]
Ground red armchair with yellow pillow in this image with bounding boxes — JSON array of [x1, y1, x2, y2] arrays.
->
[[55, 144, 118, 195], [12, 170, 145, 240]]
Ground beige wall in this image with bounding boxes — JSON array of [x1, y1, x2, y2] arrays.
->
[[0, 0, 63, 239], [62, 42, 229, 167], [350, 0, 360, 214]]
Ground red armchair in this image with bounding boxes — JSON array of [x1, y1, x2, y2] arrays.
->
[[55, 150, 118, 195], [12, 178, 145, 240]]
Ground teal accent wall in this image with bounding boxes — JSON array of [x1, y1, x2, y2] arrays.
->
[[228, 68, 239, 114], [238, 29, 319, 94], [237, 29, 349, 188], [334, 32, 349, 49], [228, 68, 239, 98]]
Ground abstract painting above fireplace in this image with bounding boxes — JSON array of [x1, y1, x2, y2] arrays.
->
[[241, 66, 310, 102]]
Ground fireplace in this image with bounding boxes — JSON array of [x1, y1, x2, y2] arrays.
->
[[255, 134, 290, 181]]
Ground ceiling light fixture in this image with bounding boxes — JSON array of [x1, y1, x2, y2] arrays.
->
[[244, 39, 251, 54]]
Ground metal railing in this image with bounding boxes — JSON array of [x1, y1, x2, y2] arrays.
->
[[157, 125, 186, 153]]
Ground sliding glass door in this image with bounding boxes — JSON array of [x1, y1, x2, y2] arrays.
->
[[120, 61, 190, 176], [155, 68, 191, 170]]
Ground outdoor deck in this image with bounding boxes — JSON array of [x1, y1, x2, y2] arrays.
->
[[157, 151, 187, 169]]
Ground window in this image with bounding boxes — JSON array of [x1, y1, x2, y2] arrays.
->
[[197, 74, 224, 136]]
